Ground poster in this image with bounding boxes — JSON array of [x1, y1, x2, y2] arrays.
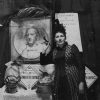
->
[[55, 13, 82, 51]]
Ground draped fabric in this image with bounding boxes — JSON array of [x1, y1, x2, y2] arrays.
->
[[0, 14, 16, 87], [0, 21, 11, 87], [55, 0, 91, 13]]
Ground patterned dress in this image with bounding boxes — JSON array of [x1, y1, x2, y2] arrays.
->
[[40, 42, 85, 100]]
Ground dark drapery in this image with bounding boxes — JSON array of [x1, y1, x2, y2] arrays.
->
[[54, 0, 91, 13], [0, 18, 11, 87]]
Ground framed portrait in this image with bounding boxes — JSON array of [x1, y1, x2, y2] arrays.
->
[[9, 17, 52, 61]]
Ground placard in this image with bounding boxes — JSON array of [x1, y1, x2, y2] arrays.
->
[[20, 64, 43, 90], [85, 67, 98, 88], [55, 13, 82, 51]]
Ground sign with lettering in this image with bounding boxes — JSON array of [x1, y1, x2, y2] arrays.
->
[[20, 64, 43, 90], [85, 67, 98, 88]]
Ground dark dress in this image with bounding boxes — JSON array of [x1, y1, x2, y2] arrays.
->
[[40, 43, 85, 100]]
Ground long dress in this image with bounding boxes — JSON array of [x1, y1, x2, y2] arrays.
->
[[40, 43, 86, 100]]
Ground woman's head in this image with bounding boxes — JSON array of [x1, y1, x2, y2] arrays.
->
[[54, 19, 66, 47], [54, 31, 66, 47]]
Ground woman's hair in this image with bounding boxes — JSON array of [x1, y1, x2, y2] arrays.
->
[[52, 19, 67, 48], [54, 19, 66, 38]]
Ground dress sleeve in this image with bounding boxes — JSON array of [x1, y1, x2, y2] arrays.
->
[[40, 51, 54, 65], [72, 44, 85, 82]]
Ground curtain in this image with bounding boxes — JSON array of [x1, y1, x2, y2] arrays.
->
[[0, 17, 11, 87]]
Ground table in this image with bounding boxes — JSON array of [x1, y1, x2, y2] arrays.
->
[[0, 86, 52, 100]]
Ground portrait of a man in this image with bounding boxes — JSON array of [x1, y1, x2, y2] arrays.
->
[[10, 18, 51, 61], [17, 27, 49, 59]]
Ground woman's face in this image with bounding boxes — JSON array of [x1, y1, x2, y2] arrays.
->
[[55, 32, 66, 46], [26, 28, 37, 46]]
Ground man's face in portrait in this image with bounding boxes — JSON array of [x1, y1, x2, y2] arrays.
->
[[26, 28, 37, 46]]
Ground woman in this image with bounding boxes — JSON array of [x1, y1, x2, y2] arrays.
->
[[40, 19, 87, 100]]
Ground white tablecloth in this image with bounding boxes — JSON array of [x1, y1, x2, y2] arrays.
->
[[0, 86, 52, 100]]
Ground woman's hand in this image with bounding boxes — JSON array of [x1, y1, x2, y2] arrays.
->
[[41, 42, 51, 55], [79, 82, 84, 94]]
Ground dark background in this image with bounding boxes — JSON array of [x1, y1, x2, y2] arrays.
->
[[0, 0, 100, 100]]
